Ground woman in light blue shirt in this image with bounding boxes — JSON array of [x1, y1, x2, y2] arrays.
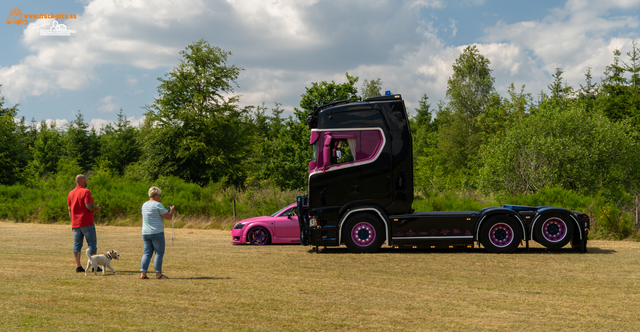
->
[[140, 186, 174, 279]]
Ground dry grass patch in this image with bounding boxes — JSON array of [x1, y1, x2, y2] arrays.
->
[[1, 221, 639, 331]]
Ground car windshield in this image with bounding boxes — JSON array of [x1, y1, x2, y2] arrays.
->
[[270, 205, 292, 217]]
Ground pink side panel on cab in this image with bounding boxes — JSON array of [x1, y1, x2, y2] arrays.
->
[[308, 129, 384, 175], [359, 130, 383, 160]]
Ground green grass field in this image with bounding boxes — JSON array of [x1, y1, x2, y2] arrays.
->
[[1, 221, 639, 331]]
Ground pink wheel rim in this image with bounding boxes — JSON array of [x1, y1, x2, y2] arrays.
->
[[248, 227, 269, 245], [351, 222, 376, 247], [541, 217, 567, 242], [489, 222, 514, 248]]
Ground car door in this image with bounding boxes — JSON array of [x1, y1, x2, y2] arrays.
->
[[274, 206, 299, 240]]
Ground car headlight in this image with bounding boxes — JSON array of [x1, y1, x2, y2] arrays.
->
[[233, 223, 245, 230], [309, 217, 317, 227]]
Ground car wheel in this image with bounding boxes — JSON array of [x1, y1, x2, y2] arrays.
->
[[480, 216, 522, 253], [343, 213, 385, 253], [247, 226, 271, 245], [534, 214, 574, 250]]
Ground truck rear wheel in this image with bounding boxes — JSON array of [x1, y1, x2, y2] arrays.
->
[[534, 214, 574, 249], [343, 213, 385, 253], [480, 216, 522, 253]]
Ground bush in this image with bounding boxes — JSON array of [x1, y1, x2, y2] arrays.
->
[[1, 175, 637, 238], [413, 189, 498, 211], [0, 174, 301, 229], [479, 105, 640, 195]]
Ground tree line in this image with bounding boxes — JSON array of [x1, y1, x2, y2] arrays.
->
[[413, 42, 640, 199], [1, 39, 639, 204]]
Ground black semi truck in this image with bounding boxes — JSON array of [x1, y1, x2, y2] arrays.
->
[[296, 94, 589, 253]]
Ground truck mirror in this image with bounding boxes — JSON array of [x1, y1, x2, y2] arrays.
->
[[323, 134, 332, 168]]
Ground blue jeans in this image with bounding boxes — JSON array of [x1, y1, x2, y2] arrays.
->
[[73, 224, 97, 254], [140, 232, 165, 273]]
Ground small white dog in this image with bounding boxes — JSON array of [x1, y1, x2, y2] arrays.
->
[[85, 248, 120, 276]]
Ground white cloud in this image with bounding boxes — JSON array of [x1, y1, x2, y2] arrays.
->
[[2, 0, 430, 104], [237, 68, 308, 111], [480, 0, 639, 94], [89, 118, 113, 131], [0, 0, 200, 102], [126, 76, 137, 86], [410, 0, 446, 9], [236, 0, 639, 113], [72, 115, 145, 134], [128, 115, 146, 128], [96, 95, 119, 112], [449, 19, 457, 38], [40, 119, 70, 129]]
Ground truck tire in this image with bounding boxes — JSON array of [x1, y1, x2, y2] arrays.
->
[[480, 216, 522, 253], [343, 213, 385, 253], [533, 214, 574, 250]]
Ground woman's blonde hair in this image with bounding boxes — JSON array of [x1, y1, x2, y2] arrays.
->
[[148, 186, 162, 198]]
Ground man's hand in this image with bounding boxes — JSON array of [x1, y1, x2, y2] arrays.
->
[[85, 203, 101, 212]]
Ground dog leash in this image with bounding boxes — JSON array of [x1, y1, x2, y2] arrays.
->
[[171, 209, 176, 246]]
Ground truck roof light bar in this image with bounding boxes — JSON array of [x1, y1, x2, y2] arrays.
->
[[363, 94, 402, 102]]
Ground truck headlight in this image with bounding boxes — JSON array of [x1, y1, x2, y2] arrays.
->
[[309, 217, 317, 227]]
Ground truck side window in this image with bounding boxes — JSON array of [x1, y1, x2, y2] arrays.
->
[[332, 139, 354, 164]]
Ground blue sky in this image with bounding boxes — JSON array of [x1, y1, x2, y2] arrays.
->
[[1, 0, 639, 130]]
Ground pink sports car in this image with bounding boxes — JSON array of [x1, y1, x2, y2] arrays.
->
[[232, 203, 300, 245]]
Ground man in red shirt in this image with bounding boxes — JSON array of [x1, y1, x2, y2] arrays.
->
[[68, 174, 102, 273]]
